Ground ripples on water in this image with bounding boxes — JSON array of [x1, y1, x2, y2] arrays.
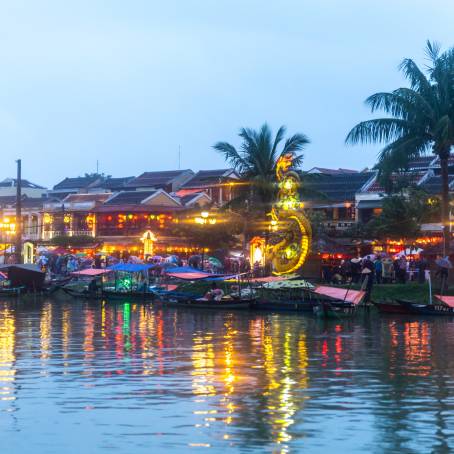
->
[[1, 298, 454, 453]]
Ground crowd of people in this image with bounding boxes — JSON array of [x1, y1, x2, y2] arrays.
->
[[321, 254, 433, 286]]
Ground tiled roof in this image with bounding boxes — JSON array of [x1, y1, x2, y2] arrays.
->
[[420, 175, 454, 194], [125, 170, 193, 188], [307, 167, 359, 175], [407, 156, 435, 170], [304, 172, 374, 201], [179, 192, 210, 206], [103, 191, 158, 206], [0, 195, 48, 208], [63, 193, 111, 204], [89, 177, 134, 190], [49, 191, 73, 201], [181, 169, 237, 188], [53, 176, 101, 190], [365, 172, 426, 193], [0, 196, 19, 207], [16, 197, 48, 208], [0, 178, 46, 189]]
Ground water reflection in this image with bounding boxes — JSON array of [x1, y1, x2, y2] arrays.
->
[[1, 300, 454, 453], [0, 306, 16, 411]]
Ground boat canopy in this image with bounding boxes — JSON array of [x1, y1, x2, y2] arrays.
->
[[0, 264, 45, 290], [262, 279, 315, 290], [252, 274, 298, 283], [313, 286, 365, 305], [435, 295, 454, 308], [108, 263, 154, 272], [165, 266, 226, 280], [71, 268, 111, 277]]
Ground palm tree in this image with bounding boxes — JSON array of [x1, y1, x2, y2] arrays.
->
[[346, 41, 454, 251], [213, 123, 310, 214]]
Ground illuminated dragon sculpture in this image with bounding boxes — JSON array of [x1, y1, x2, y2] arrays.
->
[[267, 152, 312, 275]]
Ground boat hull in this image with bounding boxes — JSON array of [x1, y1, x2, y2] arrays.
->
[[396, 299, 454, 316], [252, 300, 315, 312], [61, 287, 155, 301], [313, 301, 357, 319], [155, 297, 252, 310], [373, 301, 413, 314]]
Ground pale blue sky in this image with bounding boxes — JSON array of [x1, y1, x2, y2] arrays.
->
[[0, 0, 453, 187]]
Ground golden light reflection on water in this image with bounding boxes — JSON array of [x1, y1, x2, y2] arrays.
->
[[40, 302, 52, 365], [62, 305, 71, 367], [139, 307, 156, 376], [220, 318, 237, 428], [83, 307, 95, 375], [0, 307, 16, 406], [404, 321, 431, 377], [260, 321, 309, 450], [192, 332, 216, 398]]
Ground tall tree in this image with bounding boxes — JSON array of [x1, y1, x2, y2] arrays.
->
[[214, 123, 310, 215], [346, 41, 454, 252]]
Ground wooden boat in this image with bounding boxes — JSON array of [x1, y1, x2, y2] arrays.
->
[[154, 294, 253, 310], [252, 298, 315, 312], [0, 286, 25, 297], [60, 285, 155, 301], [394, 296, 454, 316], [252, 278, 316, 312], [373, 300, 413, 314], [0, 264, 45, 295], [311, 286, 366, 319]]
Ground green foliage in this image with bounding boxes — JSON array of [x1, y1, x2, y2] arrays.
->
[[365, 188, 440, 239], [305, 209, 327, 238], [51, 235, 99, 247], [169, 217, 242, 251], [346, 41, 454, 242], [214, 123, 310, 214]]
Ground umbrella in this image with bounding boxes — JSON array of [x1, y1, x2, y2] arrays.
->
[[207, 256, 222, 268], [436, 257, 453, 269]]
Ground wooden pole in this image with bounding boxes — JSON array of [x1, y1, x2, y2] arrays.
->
[[15, 159, 22, 264]]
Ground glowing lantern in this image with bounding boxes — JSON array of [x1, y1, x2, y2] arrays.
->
[[141, 230, 157, 257], [250, 236, 266, 267]]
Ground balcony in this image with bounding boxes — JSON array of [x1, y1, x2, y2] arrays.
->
[[42, 230, 94, 241]]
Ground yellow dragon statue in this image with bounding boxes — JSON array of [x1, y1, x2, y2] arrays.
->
[[267, 152, 312, 275]]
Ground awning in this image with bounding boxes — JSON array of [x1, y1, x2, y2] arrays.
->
[[165, 266, 226, 280], [356, 200, 383, 209], [71, 268, 111, 277], [435, 295, 454, 308], [313, 286, 365, 305], [108, 263, 154, 272], [0, 264, 43, 273]]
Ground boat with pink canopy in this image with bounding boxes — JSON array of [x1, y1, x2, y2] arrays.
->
[[311, 286, 366, 319]]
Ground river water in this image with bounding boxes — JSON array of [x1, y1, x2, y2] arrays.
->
[[1, 298, 454, 453]]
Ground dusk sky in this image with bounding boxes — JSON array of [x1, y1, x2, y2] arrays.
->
[[1, 0, 453, 187]]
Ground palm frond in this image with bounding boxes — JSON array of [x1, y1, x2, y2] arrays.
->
[[282, 133, 310, 154], [398, 58, 432, 95], [271, 126, 286, 157], [213, 142, 248, 174], [346, 118, 413, 145], [425, 40, 441, 65]]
